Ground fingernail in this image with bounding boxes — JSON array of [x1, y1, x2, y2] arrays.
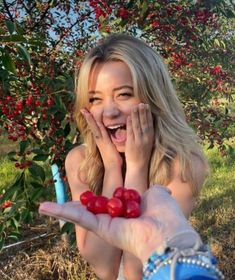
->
[[133, 107, 138, 113], [80, 109, 89, 116]]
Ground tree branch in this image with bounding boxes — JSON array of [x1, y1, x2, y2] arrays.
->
[[30, 0, 54, 30], [3, 0, 14, 22]]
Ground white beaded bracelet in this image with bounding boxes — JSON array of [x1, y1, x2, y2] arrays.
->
[[143, 230, 224, 280]]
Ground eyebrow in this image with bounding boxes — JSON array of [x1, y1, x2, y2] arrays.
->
[[88, 85, 133, 95]]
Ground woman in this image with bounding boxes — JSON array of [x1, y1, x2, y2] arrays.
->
[[65, 34, 209, 280]]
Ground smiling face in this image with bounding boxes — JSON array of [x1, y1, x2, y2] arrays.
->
[[88, 61, 141, 152]]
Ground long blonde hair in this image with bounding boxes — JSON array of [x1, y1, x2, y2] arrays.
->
[[74, 34, 208, 196]]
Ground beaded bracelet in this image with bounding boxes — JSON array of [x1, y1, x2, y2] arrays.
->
[[143, 230, 224, 280]]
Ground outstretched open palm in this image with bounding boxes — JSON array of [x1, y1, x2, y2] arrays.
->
[[39, 186, 193, 263]]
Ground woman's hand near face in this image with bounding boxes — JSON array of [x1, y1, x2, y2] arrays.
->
[[124, 103, 154, 194], [81, 108, 123, 197], [125, 103, 154, 168], [81, 108, 123, 169]]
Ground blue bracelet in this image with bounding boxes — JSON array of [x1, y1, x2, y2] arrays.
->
[[143, 231, 224, 280]]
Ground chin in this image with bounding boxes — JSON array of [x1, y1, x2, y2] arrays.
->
[[115, 144, 125, 153]]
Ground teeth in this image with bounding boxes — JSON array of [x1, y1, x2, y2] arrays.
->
[[107, 124, 124, 130]]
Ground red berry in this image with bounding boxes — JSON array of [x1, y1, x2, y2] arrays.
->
[[47, 98, 54, 107], [93, 196, 109, 214], [86, 196, 97, 213], [80, 190, 94, 206], [113, 186, 126, 201], [25, 96, 34, 106], [15, 102, 23, 111], [35, 100, 41, 106], [123, 189, 141, 204], [124, 200, 141, 218], [1, 200, 13, 209], [15, 162, 20, 168], [107, 197, 124, 217]]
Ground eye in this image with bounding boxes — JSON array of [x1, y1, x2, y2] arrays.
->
[[118, 92, 133, 99], [89, 97, 101, 104]]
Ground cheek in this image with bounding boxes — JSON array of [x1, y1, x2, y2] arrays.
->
[[122, 101, 141, 115], [89, 107, 102, 121]]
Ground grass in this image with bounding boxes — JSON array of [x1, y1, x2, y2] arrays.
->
[[190, 145, 235, 279], [0, 136, 234, 279]]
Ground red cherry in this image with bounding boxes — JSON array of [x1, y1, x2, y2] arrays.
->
[[86, 196, 97, 213], [93, 196, 109, 214], [47, 98, 54, 107], [124, 200, 141, 218], [15, 162, 20, 168], [15, 102, 23, 111], [1, 200, 13, 209], [113, 187, 126, 201], [123, 189, 141, 204], [80, 190, 94, 206], [107, 197, 124, 217], [25, 96, 34, 106], [35, 100, 41, 106]]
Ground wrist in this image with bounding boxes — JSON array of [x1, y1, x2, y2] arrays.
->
[[125, 167, 149, 194], [143, 232, 224, 280]]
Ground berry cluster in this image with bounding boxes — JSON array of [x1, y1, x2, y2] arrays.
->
[[80, 187, 141, 218]]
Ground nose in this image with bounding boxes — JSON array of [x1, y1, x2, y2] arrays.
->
[[103, 100, 120, 119]]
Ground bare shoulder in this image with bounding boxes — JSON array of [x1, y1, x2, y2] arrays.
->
[[65, 144, 88, 199], [65, 144, 86, 169], [171, 152, 208, 182], [167, 153, 208, 216]]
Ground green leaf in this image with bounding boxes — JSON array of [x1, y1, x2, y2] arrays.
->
[[141, 1, 149, 19], [20, 139, 31, 154], [32, 148, 43, 155], [2, 53, 16, 74], [0, 224, 4, 235], [31, 188, 45, 201], [0, 173, 24, 203], [21, 208, 33, 222], [0, 35, 27, 43], [17, 45, 32, 65], [15, 23, 24, 35], [7, 151, 17, 161], [214, 38, 220, 47], [28, 163, 46, 182], [5, 20, 15, 35], [10, 218, 20, 230], [54, 95, 66, 113], [9, 233, 20, 241], [61, 222, 74, 234], [64, 123, 71, 137], [30, 182, 44, 188], [0, 239, 4, 252], [33, 154, 49, 161]]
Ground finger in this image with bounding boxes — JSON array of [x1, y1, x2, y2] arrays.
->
[[131, 106, 141, 139], [146, 104, 154, 131], [139, 103, 148, 134], [81, 109, 102, 140], [39, 202, 99, 232], [97, 121, 112, 141], [126, 115, 134, 142]]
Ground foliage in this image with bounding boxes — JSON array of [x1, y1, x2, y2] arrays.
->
[[0, 0, 234, 249]]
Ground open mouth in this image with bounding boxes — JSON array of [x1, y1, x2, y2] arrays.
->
[[106, 124, 127, 143]]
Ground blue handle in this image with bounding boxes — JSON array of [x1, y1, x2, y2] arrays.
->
[[51, 164, 67, 204]]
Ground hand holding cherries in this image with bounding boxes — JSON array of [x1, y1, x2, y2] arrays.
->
[[80, 187, 141, 218]]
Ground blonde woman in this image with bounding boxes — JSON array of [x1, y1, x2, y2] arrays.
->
[[65, 34, 209, 280]]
